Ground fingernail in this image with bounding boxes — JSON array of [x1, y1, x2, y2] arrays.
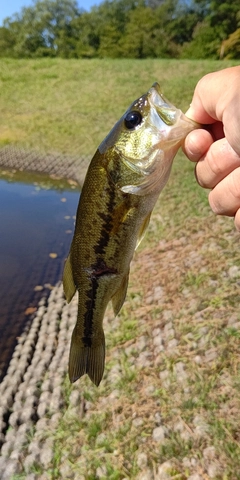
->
[[185, 105, 194, 119], [185, 135, 203, 161]]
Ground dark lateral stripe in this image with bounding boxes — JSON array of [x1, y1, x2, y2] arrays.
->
[[83, 277, 98, 345], [84, 155, 121, 344], [94, 158, 120, 256]]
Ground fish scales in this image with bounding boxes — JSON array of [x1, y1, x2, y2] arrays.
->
[[63, 83, 199, 386]]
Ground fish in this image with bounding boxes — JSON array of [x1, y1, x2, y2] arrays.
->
[[63, 82, 198, 386]]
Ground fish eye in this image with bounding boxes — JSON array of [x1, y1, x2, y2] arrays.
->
[[124, 110, 143, 130]]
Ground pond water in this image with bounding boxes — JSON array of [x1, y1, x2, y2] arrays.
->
[[0, 168, 80, 379]]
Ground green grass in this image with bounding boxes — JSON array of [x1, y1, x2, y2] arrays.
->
[[4, 58, 240, 479], [0, 58, 237, 155]]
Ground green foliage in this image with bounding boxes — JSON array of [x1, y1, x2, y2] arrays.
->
[[0, 26, 17, 57], [181, 21, 222, 59], [0, 0, 239, 59], [221, 28, 240, 59], [182, 0, 240, 59]]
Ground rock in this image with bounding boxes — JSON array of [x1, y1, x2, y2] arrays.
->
[[37, 402, 48, 418], [203, 446, 216, 460], [144, 385, 155, 395], [228, 265, 240, 278], [182, 457, 192, 467], [193, 415, 209, 438], [152, 426, 167, 443], [49, 412, 61, 427], [163, 311, 173, 321], [1, 459, 21, 479], [194, 355, 202, 364], [8, 411, 21, 428], [153, 286, 164, 302], [154, 412, 162, 425], [207, 462, 221, 478], [96, 433, 107, 447], [204, 348, 217, 363], [39, 440, 53, 469], [96, 465, 108, 478], [21, 406, 35, 423], [164, 322, 173, 335], [136, 469, 153, 480], [24, 453, 40, 472], [159, 370, 170, 388], [35, 417, 49, 433], [174, 362, 188, 382], [137, 335, 149, 351], [157, 461, 173, 479], [59, 461, 75, 478], [28, 440, 41, 455], [0, 456, 7, 472], [1, 440, 14, 457], [69, 389, 81, 407], [132, 417, 144, 428], [136, 351, 152, 368], [187, 475, 204, 480], [167, 338, 178, 349], [153, 334, 163, 347], [136, 452, 148, 468]]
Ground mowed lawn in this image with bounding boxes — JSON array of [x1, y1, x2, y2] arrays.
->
[[1, 58, 240, 479], [0, 58, 237, 156]]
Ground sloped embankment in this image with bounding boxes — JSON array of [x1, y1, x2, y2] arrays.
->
[[0, 212, 240, 479]]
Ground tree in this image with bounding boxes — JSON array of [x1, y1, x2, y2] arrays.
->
[[71, 11, 100, 58], [3, 0, 80, 57], [119, 0, 180, 58], [181, 0, 240, 58], [0, 0, 239, 59], [220, 28, 240, 59], [0, 24, 19, 57]]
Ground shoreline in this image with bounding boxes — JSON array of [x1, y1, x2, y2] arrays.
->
[[0, 282, 78, 479], [0, 147, 88, 478], [0, 145, 90, 187]]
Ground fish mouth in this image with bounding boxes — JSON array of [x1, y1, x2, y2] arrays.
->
[[148, 82, 179, 126], [149, 82, 200, 130]]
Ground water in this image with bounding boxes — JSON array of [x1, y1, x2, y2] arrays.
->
[[0, 167, 80, 378]]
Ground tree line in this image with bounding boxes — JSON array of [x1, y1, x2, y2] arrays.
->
[[0, 0, 239, 59]]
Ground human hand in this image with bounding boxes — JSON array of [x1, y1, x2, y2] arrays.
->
[[183, 66, 240, 230]]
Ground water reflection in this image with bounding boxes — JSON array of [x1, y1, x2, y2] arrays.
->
[[0, 168, 80, 378]]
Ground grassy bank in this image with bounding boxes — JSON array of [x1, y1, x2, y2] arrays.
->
[[2, 59, 239, 479], [0, 58, 237, 156]]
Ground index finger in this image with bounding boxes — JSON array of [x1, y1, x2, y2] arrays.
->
[[185, 66, 240, 155], [185, 67, 239, 123]]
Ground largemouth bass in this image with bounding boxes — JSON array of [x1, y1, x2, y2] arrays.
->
[[63, 82, 198, 386]]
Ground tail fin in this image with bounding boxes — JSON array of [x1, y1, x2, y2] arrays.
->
[[68, 327, 105, 386]]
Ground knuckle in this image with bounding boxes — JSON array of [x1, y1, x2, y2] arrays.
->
[[230, 168, 240, 201], [234, 209, 240, 232], [207, 148, 224, 179], [208, 190, 221, 214], [196, 72, 215, 95]]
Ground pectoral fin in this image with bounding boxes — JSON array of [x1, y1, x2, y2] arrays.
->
[[112, 270, 129, 316], [136, 211, 151, 249], [63, 254, 76, 303]]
